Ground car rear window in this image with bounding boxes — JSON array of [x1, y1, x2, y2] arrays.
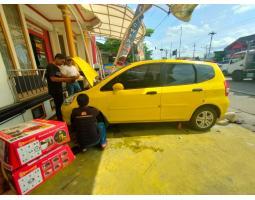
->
[[195, 64, 215, 83]]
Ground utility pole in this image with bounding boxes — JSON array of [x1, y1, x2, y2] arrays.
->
[[193, 43, 196, 59], [160, 48, 163, 59], [178, 26, 182, 58], [165, 49, 168, 59], [170, 42, 172, 58], [202, 45, 208, 59], [208, 31, 216, 58]]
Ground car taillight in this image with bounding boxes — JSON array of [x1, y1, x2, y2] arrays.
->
[[224, 80, 229, 96]]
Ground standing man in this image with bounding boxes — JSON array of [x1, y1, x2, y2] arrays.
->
[[61, 57, 81, 96], [46, 53, 78, 121]]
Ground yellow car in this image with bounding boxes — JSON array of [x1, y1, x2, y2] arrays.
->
[[62, 58, 230, 131]]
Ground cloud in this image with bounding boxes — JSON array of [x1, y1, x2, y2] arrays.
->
[[232, 4, 255, 14], [145, 23, 214, 58], [166, 23, 211, 39], [212, 37, 236, 49]]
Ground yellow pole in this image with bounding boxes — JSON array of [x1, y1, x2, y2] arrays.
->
[[58, 5, 77, 57]]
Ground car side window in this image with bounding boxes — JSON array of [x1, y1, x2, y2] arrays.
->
[[195, 64, 215, 82], [164, 63, 195, 86], [100, 64, 161, 91]]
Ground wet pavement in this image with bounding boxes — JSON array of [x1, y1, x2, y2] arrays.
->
[[30, 123, 255, 194]]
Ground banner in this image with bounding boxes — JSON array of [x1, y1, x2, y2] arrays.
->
[[168, 4, 198, 22], [115, 4, 151, 66], [137, 39, 145, 61]]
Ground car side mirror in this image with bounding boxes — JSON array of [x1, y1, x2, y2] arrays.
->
[[112, 83, 124, 91]]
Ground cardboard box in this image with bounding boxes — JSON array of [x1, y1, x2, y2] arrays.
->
[[5, 144, 75, 195], [0, 119, 70, 171]]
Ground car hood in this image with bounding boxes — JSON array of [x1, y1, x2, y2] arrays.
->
[[72, 57, 98, 87]]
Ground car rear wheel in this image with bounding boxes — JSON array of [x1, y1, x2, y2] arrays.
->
[[189, 106, 217, 131]]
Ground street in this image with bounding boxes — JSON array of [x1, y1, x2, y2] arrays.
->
[[227, 78, 255, 132]]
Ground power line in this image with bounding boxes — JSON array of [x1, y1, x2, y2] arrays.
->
[[178, 26, 182, 58], [153, 14, 169, 30]]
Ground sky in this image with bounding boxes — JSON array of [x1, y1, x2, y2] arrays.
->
[[126, 4, 255, 59]]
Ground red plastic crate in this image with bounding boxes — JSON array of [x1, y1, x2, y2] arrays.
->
[[8, 144, 75, 194], [0, 119, 70, 171]]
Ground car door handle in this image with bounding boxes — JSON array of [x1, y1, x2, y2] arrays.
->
[[146, 91, 157, 95], [192, 88, 203, 92]]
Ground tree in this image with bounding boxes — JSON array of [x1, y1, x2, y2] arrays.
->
[[97, 39, 120, 55], [145, 28, 154, 37], [144, 45, 153, 60], [97, 28, 154, 63]]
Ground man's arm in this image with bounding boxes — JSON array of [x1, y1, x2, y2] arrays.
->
[[50, 76, 76, 83], [89, 107, 99, 117]]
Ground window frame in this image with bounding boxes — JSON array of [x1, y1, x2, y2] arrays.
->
[[161, 63, 196, 86], [194, 64, 215, 83], [100, 63, 165, 91], [2, 4, 36, 70], [0, 9, 17, 70]]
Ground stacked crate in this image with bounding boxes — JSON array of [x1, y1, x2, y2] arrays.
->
[[0, 119, 75, 194]]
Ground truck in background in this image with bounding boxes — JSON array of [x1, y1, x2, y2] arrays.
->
[[226, 43, 255, 81]]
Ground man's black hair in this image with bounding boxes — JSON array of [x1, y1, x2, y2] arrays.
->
[[55, 53, 66, 60], [77, 94, 89, 107]]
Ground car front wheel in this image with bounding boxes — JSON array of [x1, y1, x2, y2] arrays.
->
[[189, 106, 217, 131]]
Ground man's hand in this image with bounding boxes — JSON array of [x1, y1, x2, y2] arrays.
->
[[68, 77, 76, 83]]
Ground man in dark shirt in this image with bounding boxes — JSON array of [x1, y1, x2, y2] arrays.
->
[[46, 53, 78, 121], [71, 94, 107, 152]]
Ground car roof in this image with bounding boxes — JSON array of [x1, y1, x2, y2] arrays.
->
[[128, 59, 217, 68]]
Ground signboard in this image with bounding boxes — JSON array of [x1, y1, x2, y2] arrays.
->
[[115, 5, 151, 66], [137, 39, 145, 61]]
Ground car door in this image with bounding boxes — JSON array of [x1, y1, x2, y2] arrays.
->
[[100, 63, 163, 123], [160, 62, 205, 121]]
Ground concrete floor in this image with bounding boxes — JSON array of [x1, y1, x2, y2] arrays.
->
[[29, 123, 255, 194]]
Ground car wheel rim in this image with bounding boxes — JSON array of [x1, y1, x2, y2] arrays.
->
[[195, 111, 214, 129]]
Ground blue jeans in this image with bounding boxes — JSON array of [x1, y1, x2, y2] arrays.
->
[[97, 122, 107, 145], [67, 82, 81, 96]]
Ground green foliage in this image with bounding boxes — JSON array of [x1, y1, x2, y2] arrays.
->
[[97, 39, 121, 56], [97, 30, 154, 63], [144, 45, 153, 60], [145, 28, 154, 37]]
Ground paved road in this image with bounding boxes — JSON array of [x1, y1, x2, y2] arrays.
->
[[227, 77, 255, 95], [226, 78, 255, 132]]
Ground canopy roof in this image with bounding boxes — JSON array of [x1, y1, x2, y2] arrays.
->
[[79, 4, 146, 43]]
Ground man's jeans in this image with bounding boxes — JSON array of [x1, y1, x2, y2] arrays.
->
[[97, 122, 107, 145], [67, 82, 81, 96]]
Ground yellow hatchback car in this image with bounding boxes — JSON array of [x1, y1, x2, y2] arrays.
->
[[62, 59, 230, 131]]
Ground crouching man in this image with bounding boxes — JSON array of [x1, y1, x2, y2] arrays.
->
[[71, 94, 107, 152]]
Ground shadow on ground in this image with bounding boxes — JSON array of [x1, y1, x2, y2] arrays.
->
[[107, 122, 207, 138], [30, 122, 216, 195]]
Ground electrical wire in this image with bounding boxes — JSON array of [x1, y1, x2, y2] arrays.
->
[[153, 14, 169, 30]]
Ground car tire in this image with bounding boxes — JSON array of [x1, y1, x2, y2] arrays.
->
[[189, 106, 217, 131], [232, 70, 243, 81]]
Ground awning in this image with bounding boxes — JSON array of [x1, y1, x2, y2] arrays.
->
[[78, 4, 146, 43]]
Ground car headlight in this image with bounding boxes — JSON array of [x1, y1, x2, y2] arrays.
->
[[63, 94, 76, 105]]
